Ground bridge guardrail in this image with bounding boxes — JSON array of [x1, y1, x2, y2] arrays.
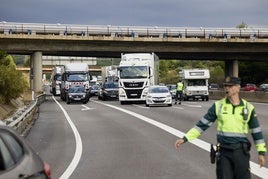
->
[[4, 94, 46, 136], [1, 22, 268, 38]]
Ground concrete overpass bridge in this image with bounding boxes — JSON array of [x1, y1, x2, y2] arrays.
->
[[1, 22, 268, 92]]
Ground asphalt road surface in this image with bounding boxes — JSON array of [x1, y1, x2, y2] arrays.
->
[[26, 95, 268, 179]]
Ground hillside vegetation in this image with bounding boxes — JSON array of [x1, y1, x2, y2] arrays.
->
[[0, 51, 29, 120]]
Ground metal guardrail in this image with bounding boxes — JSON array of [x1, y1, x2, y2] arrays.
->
[[4, 94, 46, 136], [1, 22, 268, 38]]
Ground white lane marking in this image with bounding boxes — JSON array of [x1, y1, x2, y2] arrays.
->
[[93, 100, 268, 178], [52, 96, 83, 179], [81, 105, 94, 111], [172, 106, 184, 109], [182, 103, 202, 108]]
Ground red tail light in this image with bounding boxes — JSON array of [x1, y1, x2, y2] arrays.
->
[[43, 161, 51, 179]]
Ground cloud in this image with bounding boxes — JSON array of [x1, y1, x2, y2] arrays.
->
[[1, 0, 268, 27]]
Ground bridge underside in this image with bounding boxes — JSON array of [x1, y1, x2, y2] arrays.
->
[[1, 36, 268, 61]]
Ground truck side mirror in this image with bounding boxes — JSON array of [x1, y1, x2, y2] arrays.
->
[[149, 67, 152, 77]]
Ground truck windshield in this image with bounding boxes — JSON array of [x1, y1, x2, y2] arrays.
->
[[120, 66, 147, 79], [67, 73, 88, 81], [187, 79, 206, 86]]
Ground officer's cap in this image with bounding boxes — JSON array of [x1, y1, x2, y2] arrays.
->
[[223, 76, 241, 86]]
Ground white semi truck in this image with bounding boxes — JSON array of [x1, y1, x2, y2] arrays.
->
[[118, 53, 159, 104], [179, 68, 210, 101], [60, 63, 91, 103], [50, 66, 64, 96]]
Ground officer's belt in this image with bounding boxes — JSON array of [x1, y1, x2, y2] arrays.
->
[[219, 143, 247, 150]]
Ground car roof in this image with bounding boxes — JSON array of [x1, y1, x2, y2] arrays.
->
[[149, 85, 168, 88]]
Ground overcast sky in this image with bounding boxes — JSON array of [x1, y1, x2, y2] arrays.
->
[[1, 0, 268, 28]]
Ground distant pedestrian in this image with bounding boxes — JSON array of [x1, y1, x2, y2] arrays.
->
[[175, 76, 266, 179], [175, 80, 183, 104]]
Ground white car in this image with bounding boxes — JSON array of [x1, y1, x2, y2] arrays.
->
[[145, 85, 172, 107]]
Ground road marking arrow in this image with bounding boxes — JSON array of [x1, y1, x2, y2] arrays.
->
[[81, 105, 94, 111]]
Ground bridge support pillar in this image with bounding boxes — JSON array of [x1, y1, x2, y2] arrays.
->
[[30, 52, 43, 93], [224, 60, 239, 77]]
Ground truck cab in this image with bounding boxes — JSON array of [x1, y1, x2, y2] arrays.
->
[[118, 53, 159, 104], [60, 63, 91, 103], [180, 69, 210, 101]]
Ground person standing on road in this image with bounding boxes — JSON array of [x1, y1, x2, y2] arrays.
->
[[174, 76, 266, 179], [175, 80, 183, 104]]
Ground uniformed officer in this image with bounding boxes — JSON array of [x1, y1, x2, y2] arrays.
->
[[175, 80, 183, 104], [174, 76, 266, 179]]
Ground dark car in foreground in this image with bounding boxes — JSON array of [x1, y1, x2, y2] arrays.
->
[[0, 124, 51, 179], [66, 85, 90, 104], [98, 82, 119, 100]]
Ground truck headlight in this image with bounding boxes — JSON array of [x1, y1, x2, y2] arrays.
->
[[143, 88, 148, 95], [119, 88, 125, 95]]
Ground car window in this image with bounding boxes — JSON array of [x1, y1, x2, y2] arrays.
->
[[150, 87, 169, 93], [2, 132, 24, 161], [0, 137, 15, 170]]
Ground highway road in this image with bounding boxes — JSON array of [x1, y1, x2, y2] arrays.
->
[[26, 95, 268, 179]]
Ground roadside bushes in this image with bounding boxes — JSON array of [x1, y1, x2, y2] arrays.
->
[[0, 51, 28, 104]]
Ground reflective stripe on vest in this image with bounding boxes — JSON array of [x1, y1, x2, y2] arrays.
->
[[215, 98, 254, 136]]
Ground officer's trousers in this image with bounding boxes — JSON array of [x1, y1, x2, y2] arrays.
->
[[175, 91, 182, 102], [216, 147, 251, 179]]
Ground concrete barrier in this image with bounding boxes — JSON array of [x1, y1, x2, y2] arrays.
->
[[209, 91, 268, 103]]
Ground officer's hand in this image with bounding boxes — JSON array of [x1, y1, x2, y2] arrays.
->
[[175, 139, 184, 149], [258, 155, 266, 167]]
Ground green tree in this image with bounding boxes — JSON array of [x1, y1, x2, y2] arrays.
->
[[0, 51, 28, 104], [236, 22, 247, 29]]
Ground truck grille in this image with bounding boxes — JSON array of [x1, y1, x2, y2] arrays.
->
[[125, 89, 143, 99]]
